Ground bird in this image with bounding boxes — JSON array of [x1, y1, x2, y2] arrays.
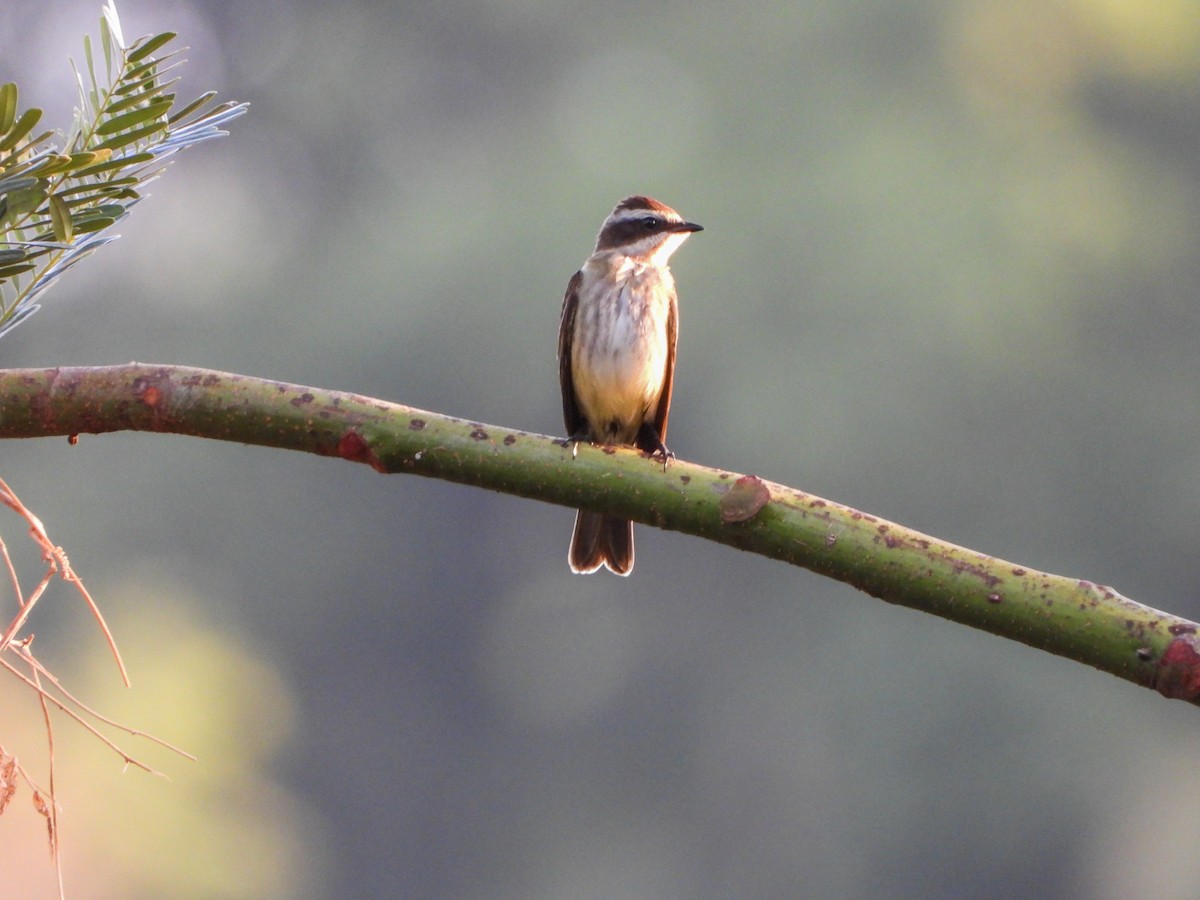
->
[[557, 195, 702, 575]]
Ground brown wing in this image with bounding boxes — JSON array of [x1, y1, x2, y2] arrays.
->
[[652, 288, 678, 441], [558, 270, 585, 437]]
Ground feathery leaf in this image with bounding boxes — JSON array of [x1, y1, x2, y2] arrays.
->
[[0, 108, 43, 153], [0, 0, 246, 339], [48, 194, 73, 243], [0, 84, 17, 134], [126, 32, 176, 64]]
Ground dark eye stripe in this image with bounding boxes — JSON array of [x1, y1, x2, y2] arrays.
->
[[595, 219, 659, 251]]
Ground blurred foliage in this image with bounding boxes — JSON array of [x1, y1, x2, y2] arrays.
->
[[0, 0, 244, 340], [0, 579, 321, 898]]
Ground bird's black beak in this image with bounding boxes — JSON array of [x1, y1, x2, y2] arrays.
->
[[675, 221, 703, 233]]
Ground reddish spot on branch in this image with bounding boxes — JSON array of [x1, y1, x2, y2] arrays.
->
[[336, 431, 385, 473], [135, 381, 162, 408], [720, 475, 771, 524], [949, 558, 1002, 589], [878, 524, 904, 549], [1155, 634, 1200, 700]]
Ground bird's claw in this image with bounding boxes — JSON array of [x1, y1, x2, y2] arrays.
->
[[562, 432, 590, 459]]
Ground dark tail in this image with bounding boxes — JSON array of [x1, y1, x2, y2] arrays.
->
[[568, 510, 634, 575]]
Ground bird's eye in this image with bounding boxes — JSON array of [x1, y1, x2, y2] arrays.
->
[[642, 217, 659, 230]]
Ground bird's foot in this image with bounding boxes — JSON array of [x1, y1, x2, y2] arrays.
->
[[636, 424, 674, 472], [561, 431, 591, 459]]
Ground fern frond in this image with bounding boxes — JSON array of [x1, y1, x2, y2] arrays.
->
[[0, 0, 246, 341]]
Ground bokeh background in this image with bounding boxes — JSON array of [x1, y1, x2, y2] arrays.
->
[[3, 0, 1200, 896]]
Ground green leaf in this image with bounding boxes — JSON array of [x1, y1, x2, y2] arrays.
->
[[124, 53, 181, 85], [49, 193, 73, 242], [0, 176, 40, 196], [66, 149, 112, 170], [93, 120, 166, 152], [0, 83, 16, 134], [2, 185, 47, 216], [71, 215, 116, 234], [0, 107, 43, 153], [96, 98, 173, 135], [126, 32, 177, 63], [101, 0, 126, 49], [108, 87, 176, 115], [28, 155, 74, 177], [0, 4, 245, 341], [99, 12, 115, 81], [59, 176, 137, 198], [115, 71, 164, 97], [73, 203, 125, 222], [83, 34, 99, 103], [167, 91, 216, 125], [71, 150, 154, 178], [92, 203, 125, 219], [0, 262, 35, 280], [14, 244, 52, 262], [106, 92, 152, 116]]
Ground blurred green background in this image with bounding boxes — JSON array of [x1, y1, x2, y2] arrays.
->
[[3, 0, 1200, 896]]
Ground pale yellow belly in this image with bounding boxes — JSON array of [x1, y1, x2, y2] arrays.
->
[[571, 283, 670, 443]]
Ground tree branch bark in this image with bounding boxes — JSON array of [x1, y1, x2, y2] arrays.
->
[[3, 363, 1198, 705]]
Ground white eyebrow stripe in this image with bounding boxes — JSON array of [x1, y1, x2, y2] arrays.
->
[[606, 208, 681, 225]]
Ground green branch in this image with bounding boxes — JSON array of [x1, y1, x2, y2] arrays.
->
[[2, 363, 1199, 706]]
